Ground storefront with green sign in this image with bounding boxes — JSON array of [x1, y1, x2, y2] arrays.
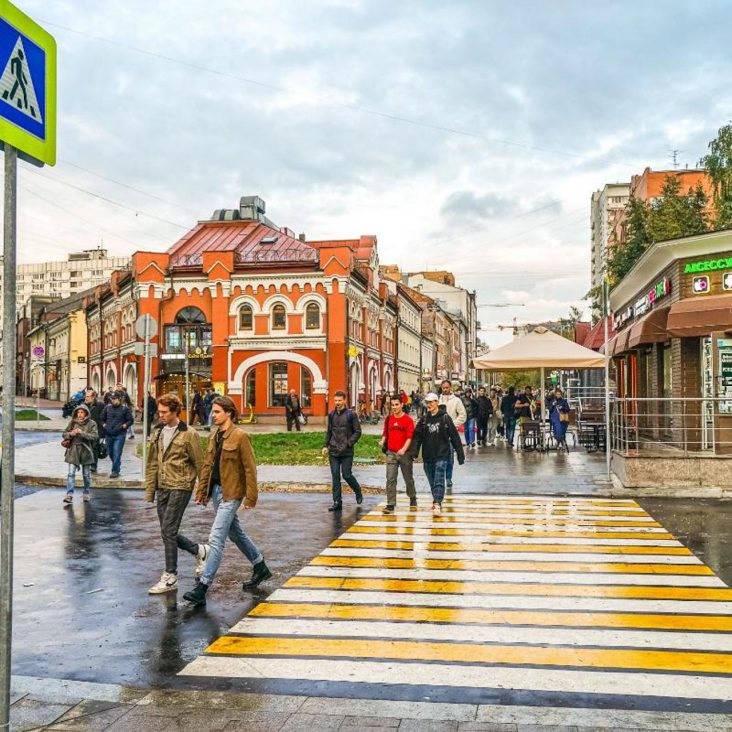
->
[[609, 229, 732, 456]]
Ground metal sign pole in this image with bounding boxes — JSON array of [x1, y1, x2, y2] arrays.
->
[[141, 316, 150, 484], [0, 143, 18, 732]]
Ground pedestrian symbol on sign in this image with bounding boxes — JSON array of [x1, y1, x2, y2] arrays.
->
[[0, 36, 41, 122]]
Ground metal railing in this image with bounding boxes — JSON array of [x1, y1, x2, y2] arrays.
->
[[610, 396, 732, 456]]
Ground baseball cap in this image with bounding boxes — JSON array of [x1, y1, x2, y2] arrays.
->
[[425, 392, 439, 402]]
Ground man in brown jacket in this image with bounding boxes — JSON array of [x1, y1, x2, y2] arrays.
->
[[145, 393, 206, 594], [183, 396, 270, 606]]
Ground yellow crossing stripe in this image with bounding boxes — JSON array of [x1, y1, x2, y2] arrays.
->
[[441, 499, 640, 507], [347, 526, 674, 540], [331, 539, 691, 555], [360, 516, 663, 528], [311, 555, 714, 575], [285, 575, 732, 601], [250, 601, 732, 631], [390, 508, 648, 517], [205, 636, 732, 675]]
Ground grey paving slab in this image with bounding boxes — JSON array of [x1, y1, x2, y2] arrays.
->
[[45, 700, 135, 731], [340, 716, 401, 728], [102, 714, 176, 732], [11, 676, 146, 706], [458, 724, 519, 732], [398, 720, 459, 732], [139, 689, 306, 714], [516, 726, 578, 732], [278, 712, 345, 730], [9, 697, 72, 732], [299, 698, 477, 722]]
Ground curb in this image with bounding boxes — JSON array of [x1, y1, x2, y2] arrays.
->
[[13, 473, 386, 494]]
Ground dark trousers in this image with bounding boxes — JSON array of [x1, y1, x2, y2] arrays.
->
[[505, 417, 517, 446], [286, 413, 301, 432], [477, 417, 489, 444], [329, 454, 362, 504], [156, 489, 198, 574]]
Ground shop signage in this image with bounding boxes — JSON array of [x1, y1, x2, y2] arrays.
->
[[613, 277, 671, 329], [684, 257, 732, 274], [692, 275, 710, 294]]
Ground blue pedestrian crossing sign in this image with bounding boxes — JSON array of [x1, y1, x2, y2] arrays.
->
[[0, 1, 55, 166]]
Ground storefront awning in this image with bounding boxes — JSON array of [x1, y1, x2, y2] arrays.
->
[[627, 306, 671, 349], [667, 295, 732, 337], [611, 329, 630, 357]]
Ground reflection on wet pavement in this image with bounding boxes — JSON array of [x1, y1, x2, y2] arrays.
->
[[12, 489, 378, 687]]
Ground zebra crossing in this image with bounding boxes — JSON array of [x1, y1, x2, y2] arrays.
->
[[179, 496, 732, 712]]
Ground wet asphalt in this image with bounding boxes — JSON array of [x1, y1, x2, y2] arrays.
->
[[11, 488, 380, 688]]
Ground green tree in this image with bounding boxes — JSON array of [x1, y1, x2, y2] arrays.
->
[[699, 123, 732, 230], [498, 369, 540, 390], [607, 195, 652, 286], [648, 175, 709, 241]]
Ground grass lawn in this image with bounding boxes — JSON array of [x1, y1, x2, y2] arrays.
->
[[15, 409, 50, 421], [139, 431, 385, 465]]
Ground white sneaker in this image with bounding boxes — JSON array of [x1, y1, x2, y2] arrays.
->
[[148, 572, 178, 594], [432, 503, 442, 516], [195, 544, 209, 579]]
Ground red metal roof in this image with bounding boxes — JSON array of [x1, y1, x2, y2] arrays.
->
[[168, 221, 318, 268], [583, 316, 615, 351]]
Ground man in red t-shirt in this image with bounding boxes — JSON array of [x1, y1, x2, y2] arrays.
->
[[379, 394, 417, 514]]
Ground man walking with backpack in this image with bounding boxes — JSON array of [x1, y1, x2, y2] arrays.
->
[[412, 392, 464, 515], [145, 393, 206, 594], [438, 380, 466, 488], [380, 394, 417, 514], [322, 390, 363, 512]]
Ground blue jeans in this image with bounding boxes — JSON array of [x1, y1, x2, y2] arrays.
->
[[445, 446, 455, 484], [465, 418, 476, 446], [201, 483, 263, 587], [329, 454, 362, 504], [424, 460, 448, 504], [66, 463, 91, 495], [504, 417, 517, 446], [105, 433, 126, 474]]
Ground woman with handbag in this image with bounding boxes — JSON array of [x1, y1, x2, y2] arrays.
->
[[549, 387, 571, 451], [62, 404, 99, 505]]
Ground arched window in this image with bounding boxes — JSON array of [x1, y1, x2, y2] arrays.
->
[[175, 307, 206, 324], [271, 304, 287, 330], [305, 302, 320, 330], [239, 304, 253, 330]]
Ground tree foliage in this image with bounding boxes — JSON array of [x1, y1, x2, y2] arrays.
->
[[699, 123, 732, 230], [607, 176, 710, 287]]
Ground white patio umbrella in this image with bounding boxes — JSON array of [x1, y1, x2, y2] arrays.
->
[[472, 327, 608, 470]]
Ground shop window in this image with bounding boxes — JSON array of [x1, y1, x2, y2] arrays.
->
[[239, 304, 253, 330], [272, 304, 286, 330], [269, 362, 288, 406], [305, 303, 320, 330], [245, 369, 256, 408], [301, 368, 312, 407]]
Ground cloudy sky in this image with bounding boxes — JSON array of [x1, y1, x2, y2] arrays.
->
[[13, 0, 732, 346]]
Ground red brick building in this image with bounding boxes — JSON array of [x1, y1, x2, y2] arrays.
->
[[130, 198, 397, 420]]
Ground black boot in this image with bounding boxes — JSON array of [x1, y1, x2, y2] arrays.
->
[[328, 502, 342, 512], [243, 561, 272, 589], [183, 581, 208, 606], [355, 490, 363, 505]]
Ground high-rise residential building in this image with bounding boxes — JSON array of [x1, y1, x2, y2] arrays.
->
[[590, 183, 630, 291], [0, 247, 130, 312]]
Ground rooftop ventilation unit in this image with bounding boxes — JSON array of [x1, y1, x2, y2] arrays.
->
[[240, 196, 266, 221], [211, 209, 241, 221]]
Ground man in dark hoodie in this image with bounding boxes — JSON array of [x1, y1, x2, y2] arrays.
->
[[411, 392, 465, 515], [102, 391, 133, 478], [476, 386, 493, 447], [321, 390, 363, 512]]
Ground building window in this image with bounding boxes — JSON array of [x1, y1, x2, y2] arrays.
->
[[269, 362, 288, 406], [165, 327, 181, 352], [239, 304, 253, 330], [305, 302, 320, 330], [175, 307, 206, 324], [301, 368, 312, 407], [245, 369, 256, 408], [271, 304, 286, 330]]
